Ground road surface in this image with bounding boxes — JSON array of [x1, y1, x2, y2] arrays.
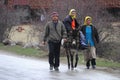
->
[[0, 51, 120, 80]]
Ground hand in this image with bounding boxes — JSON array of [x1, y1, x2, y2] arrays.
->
[[42, 41, 46, 45], [61, 38, 67, 46], [63, 38, 67, 42], [70, 31, 72, 33], [97, 41, 99, 44]]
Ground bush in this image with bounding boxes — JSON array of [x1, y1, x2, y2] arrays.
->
[[97, 42, 120, 62]]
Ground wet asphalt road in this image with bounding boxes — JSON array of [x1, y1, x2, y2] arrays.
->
[[0, 51, 120, 80]]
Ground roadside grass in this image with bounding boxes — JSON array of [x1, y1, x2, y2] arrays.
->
[[96, 58, 120, 68], [78, 53, 120, 68], [61, 52, 120, 69], [0, 43, 120, 68], [0, 43, 47, 58]]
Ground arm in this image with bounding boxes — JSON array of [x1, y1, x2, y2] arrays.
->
[[80, 25, 85, 35], [61, 22, 67, 43], [94, 27, 99, 43], [63, 20, 72, 33], [61, 22, 67, 39], [75, 19, 79, 29], [43, 22, 49, 42]]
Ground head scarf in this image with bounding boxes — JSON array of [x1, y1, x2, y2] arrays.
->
[[84, 16, 92, 25], [69, 9, 76, 19]]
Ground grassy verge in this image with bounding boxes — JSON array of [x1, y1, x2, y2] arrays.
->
[[0, 43, 47, 58], [78, 54, 120, 68], [0, 43, 120, 69], [96, 58, 120, 68]]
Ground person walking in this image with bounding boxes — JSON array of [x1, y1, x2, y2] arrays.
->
[[81, 16, 99, 69], [42, 12, 67, 71]]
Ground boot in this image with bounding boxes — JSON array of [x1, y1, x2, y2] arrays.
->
[[91, 59, 96, 69], [86, 60, 90, 69]]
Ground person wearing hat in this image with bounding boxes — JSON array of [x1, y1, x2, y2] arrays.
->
[[63, 9, 80, 69], [42, 12, 67, 71], [63, 9, 79, 39], [81, 16, 99, 69]]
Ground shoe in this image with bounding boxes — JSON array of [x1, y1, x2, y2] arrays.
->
[[71, 68, 74, 70], [54, 67, 59, 71], [87, 66, 89, 69], [50, 66, 53, 70], [92, 65, 96, 69]]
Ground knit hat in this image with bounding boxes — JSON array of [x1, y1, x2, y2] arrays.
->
[[51, 12, 59, 17]]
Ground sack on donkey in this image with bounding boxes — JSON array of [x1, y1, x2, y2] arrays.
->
[[79, 31, 88, 50]]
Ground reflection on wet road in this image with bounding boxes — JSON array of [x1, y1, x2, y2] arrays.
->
[[0, 51, 120, 80]]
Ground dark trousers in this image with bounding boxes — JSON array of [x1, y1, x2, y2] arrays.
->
[[48, 41, 61, 68], [86, 58, 96, 67]]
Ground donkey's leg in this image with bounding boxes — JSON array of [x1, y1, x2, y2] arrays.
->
[[75, 44, 79, 68], [70, 50, 74, 70], [75, 53, 79, 68], [66, 49, 70, 69]]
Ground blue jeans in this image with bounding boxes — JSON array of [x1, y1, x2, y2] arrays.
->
[[48, 41, 61, 68]]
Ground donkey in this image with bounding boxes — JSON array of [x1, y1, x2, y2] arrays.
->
[[63, 36, 79, 70], [62, 30, 87, 70]]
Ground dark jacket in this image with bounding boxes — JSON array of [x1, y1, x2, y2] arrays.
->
[[81, 25, 99, 45], [63, 15, 79, 33]]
